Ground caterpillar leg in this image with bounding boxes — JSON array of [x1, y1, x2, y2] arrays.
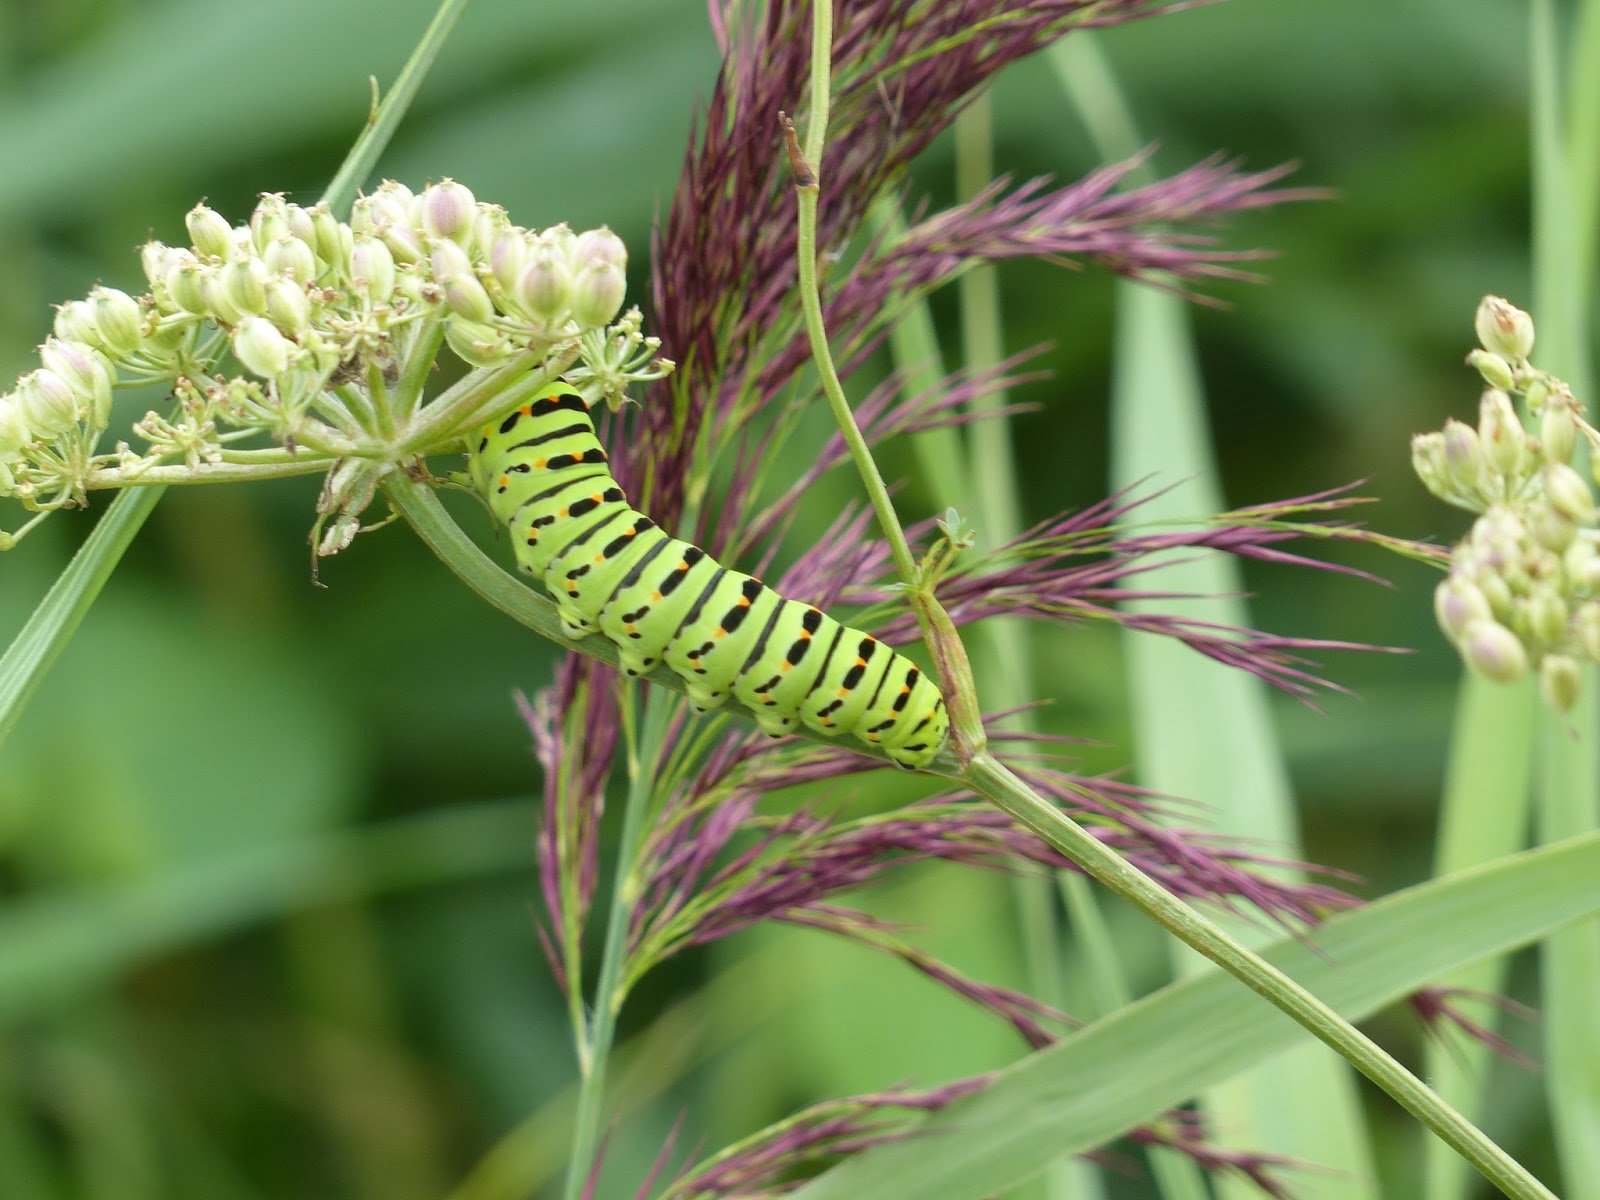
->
[[750, 706, 798, 738], [557, 606, 597, 640]]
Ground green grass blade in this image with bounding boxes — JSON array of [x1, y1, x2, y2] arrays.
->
[[1531, 2, 1600, 1196], [1421, 676, 1535, 1200], [1050, 32, 1375, 1193], [792, 833, 1600, 1200], [0, 485, 163, 750]]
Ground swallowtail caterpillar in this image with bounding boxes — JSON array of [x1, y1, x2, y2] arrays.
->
[[466, 383, 950, 768]]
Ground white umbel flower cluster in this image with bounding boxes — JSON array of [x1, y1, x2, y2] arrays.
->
[[1414, 296, 1600, 711], [0, 179, 671, 551]]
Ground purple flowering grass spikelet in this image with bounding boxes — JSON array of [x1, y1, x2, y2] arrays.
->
[[634, 0, 1312, 540]]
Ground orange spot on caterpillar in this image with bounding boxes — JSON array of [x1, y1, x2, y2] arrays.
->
[[779, 662, 791, 672], [534, 458, 547, 469], [519, 404, 531, 415], [498, 475, 509, 488], [591, 493, 603, 503], [837, 687, 850, 698], [593, 554, 604, 564], [558, 508, 569, 517], [855, 657, 867, 667], [713, 629, 726, 639], [737, 597, 751, 607], [651, 591, 662, 602]]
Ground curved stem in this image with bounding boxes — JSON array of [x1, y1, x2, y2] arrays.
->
[[959, 751, 1556, 1200]]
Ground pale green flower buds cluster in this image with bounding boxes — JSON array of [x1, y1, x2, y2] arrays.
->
[[1416, 296, 1600, 711], [0, 180, 669, 550]]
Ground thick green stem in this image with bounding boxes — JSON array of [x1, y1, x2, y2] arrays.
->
[[561, 688, 671, 1200], [960, 751, 1556, 1200]]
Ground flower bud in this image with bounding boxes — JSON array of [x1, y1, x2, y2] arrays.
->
[[198, 269, 244, 326], [569, 228, 627, 328], [1532, 504, 1578, 552], [419, 179, 476, 246], [443, 317, 510, 367], [263, 235, 318, 282], [1435, 578, 1492, 639], [1412, 432, 1451, 500], [1541, 654, 1583, 712], [40, 339, 113, 426], [349, 237, 397, 303], [16, 369, 80, 436], [265, 278, 312, 336], [1441, 419, 1486, 495], [1543, 462, 1596, 523], [163, 253, 209, 317], [515, 245, 571, 323], [222, 256, 269, 316], [474, 205, 509, 262], [283, 203, 317, 247], [249, 194, 290, 252], [1462, 619, 1529, 683], [489, 228, 529, 297], [140, 240, 177, 288], [1528, 585, 1569, 645], [431, 239, 493, 323], [1542, 401, 1578, 464], [186, 203, 234, 259], [310, 206, 353, 274], [1466, 348, 1516, 392], [53, 299, 102, 348], [1475, 295, 1535, 360], [1478, 388, 1526, 478], [368, 180, 415, 226], [0, 396, 31, 454], [88, 287, 143, 355], [1478, 571, 1515, 621], [232, 316, 293, 378]]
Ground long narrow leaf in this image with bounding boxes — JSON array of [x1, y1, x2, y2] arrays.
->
[[793, 834, 1600, 1200], [1052, 33, 1375, 1197]]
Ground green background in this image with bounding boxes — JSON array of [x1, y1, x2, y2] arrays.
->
[[0, 1, 1544, 1196]]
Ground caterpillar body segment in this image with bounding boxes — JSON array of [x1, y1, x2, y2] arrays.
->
[[467, 384, 950, 769]]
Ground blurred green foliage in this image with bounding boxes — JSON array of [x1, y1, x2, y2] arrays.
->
[[0, 0, 1547, 1196]]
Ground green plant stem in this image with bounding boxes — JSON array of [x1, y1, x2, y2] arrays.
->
[[561, 687, 671, 1200], [86, 460, 334, 488], [959, 751, 1555, 1200]]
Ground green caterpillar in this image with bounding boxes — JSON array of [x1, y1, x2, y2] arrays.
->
[[466, 383, 950, 769]]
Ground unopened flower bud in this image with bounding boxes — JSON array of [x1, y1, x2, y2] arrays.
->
[[1412, 432, 1451, 500], [1478, 388, 1526, 478], [163, 253, 209, 317], [185, 203, 233, 259], [265, 278, 312, 335], [86, 287, 142, 354], [263, 235, 318, 282], [0, 397, 31, 454], [489, 228, 529, 296], [368, 181, 415, 227], [474, 206, 508, 261], [431, 239, 493, 322], [310, 206, 352, 274], [419, 179, 476, 245], [1532, 504, 1578, 552], [1528, 585, 1569, 645], [53, 303, 98, 352], [283, 203, 316, 247], [222, 256, 269, 316], [140, 240, 177, 288], [232, 316, 293, 378], [1441, 419, 1486, 495], [1435, 578, 1492, 639], [1478, 572, 1515, 621], [379, 220, 425, 266], [1541, 654, 1583, 711], [516, 246, 571, 323], [569, 228, 627, 328], [198, 269, 243, 326], [1462, 619, 1529, 683], [1475, 295, 1535, 360], [1542, 402, 1578, 464], [443, 317, 510, 367], [40, 339, 112, 426], [349, 237, 397, 303], [1466, 348, 1516, 392], [1543, 462, 1596, 523], [249, 195, 290, 252], [16, 369, 80, 436]]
